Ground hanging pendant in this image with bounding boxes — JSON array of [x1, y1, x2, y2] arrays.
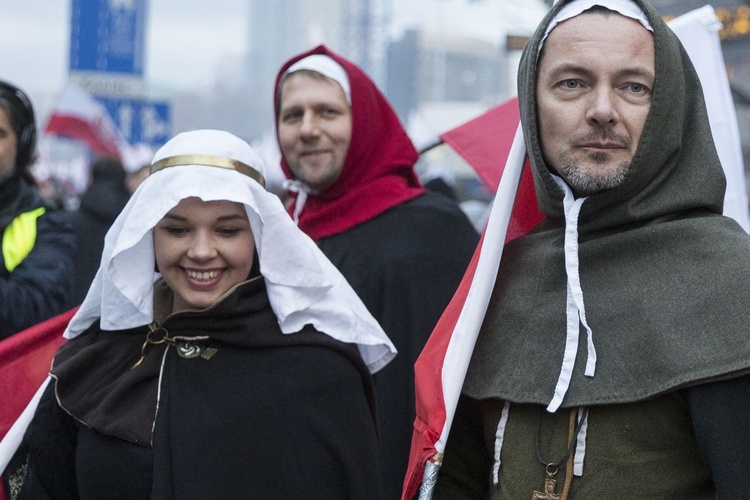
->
[[200, 347, 218, 360], [532, 477, 561, 500]]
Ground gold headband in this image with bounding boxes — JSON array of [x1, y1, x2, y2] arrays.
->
[[150, 154, 265, 187]]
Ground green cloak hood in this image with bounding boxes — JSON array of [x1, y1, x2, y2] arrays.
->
[[464, 0, 750, 409]]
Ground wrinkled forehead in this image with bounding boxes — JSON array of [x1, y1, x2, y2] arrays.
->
[[540, 0, 653, 53], [280, 54, 351, 105]]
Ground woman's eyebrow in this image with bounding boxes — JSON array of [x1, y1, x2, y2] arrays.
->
[[217, 214, 247, 222]]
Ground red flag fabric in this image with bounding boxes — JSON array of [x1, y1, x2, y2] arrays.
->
[[402, 105, 544, 498], [0, 309, 75, 500], [44, 83, 129, 161], [0, 308, 75, 441], [440, 97, 522, 193]]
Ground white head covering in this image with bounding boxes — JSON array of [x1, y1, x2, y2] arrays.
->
[[541, 0, 653, 49], [283, 54, 351, 104], [66, 129, 395, 373]]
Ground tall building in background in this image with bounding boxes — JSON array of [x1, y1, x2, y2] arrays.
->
[[387, 29, 507, 122], [339, 0, 392, 86]]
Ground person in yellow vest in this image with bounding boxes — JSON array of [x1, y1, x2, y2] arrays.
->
[[0, 80, 75, 339]]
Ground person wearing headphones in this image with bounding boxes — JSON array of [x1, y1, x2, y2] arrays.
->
[[0, 80, 75, 339]]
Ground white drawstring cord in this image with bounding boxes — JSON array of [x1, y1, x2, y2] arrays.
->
[[573, 407, 589, 476], [492, 401, 511, 485], [281, 179, 311, 225], [547, 176, 597, 413]]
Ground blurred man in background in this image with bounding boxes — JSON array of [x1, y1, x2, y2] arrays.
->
[[70, 156, 130, 304], [0, 80, 75, 339], [275, 46, 479, 498]]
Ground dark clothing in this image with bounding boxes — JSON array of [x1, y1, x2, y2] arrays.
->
[[435, 0, 750, 497], [276, 46, 480, 497], [70, 178, 130, 304], [437, 375, 750, 498], [0, 174, 75, 339], [318, 191, 479, 499], [17, 278, 381, 499]]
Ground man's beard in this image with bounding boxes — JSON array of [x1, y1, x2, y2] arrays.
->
[[558, 129, 632, 196], [559, 154, 629, 196]]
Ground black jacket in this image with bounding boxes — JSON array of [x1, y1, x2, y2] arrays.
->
[[0, 174, 75, 339], [70, 178, 130, 304], [317, 191, 479, 499], [17, 278, 382, 499]]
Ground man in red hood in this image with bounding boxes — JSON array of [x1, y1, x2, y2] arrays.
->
[[275, 45, 479, 498]]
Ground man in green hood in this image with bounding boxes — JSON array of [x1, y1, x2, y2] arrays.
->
[[433, 0, 750, 498]]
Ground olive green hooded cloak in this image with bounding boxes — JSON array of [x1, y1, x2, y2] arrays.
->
[[463, 0, 750, 410]]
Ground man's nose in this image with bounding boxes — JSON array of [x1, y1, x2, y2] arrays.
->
[[586, 87, 619, 126], [299, 112, 320, 137]]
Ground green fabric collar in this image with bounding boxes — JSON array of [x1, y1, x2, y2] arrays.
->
[[464, 0, 750, 407]]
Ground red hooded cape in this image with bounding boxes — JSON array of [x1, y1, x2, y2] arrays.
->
[[274, 45, 425, 240]]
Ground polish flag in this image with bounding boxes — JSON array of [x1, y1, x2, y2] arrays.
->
[[44, 83, 130, 162], [0, 308, 77, 499], [402, 104, 543, 499], [440, 97, 520, 193]]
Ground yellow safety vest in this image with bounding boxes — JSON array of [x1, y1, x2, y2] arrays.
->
[[2, 207, 45, 272]]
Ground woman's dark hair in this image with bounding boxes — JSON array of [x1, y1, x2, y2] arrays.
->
[[249, 249, 261, 279]]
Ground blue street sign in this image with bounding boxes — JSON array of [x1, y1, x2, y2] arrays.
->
[[100, 97, 171, 148], [69, 0, 147, 75]]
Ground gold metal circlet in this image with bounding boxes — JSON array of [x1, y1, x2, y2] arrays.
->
[[131, 323, 174, 369]]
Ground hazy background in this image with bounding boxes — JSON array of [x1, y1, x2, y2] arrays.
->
[[0, 0, 547, 122], [2, 0, 748, 207], [0, 0, 549, 197]]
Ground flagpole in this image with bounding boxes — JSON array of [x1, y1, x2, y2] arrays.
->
[[418, 454, 444, 500], [417, 136, 444, 155], [416, 123, 527, 499]]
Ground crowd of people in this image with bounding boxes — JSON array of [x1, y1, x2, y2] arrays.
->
[[1, 0, 749, 498]]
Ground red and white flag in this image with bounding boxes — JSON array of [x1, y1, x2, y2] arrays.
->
[[666, 7, 750, 231], [44, 83, 131, 162], [0, 307, 76, 500], [402, 103, 544, 498], [440, 97, 520, 193]]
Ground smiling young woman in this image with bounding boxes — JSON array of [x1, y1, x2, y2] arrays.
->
[[154, 197, 255, 313], [3, 130, 396, 499]]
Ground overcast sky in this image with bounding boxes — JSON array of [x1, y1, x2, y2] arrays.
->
[[0, 0, 248, 96], [0, 0, 548, 121]]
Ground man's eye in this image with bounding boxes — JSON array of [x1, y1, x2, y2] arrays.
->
[[562, 80, 579, 89], [282, 111, 302, 122], [628, 83, 646, 93]]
